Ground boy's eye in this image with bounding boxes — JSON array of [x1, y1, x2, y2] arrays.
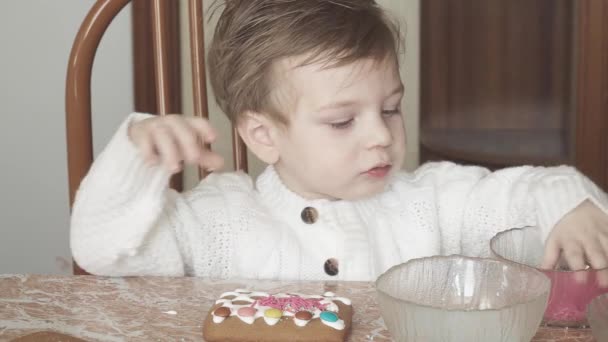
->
[[382, 109, 401, 116], [329, 118, 354, 129]]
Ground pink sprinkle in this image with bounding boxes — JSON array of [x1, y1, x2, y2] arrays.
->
[[257, 295, 328, 312]]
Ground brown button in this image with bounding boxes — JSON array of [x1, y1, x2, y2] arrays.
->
[[214, 306, 231, 317], [324, 258, 339, 276], [295, 311, 313, 321], [301, 207, 318, 224]]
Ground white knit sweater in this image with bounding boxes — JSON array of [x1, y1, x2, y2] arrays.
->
[[70, 113, 608, 281]]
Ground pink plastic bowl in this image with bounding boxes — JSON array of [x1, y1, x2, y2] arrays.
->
[[490, 227, 608, 327]]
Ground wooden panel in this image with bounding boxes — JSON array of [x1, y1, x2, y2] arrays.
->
[[420, 0, 575, 167], [575, 0, 608, 191], [421, 129, 567, 168]]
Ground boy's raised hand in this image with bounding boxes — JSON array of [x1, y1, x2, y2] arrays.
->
[[542, 199, 608, 286], [128, 115, 225, 174]]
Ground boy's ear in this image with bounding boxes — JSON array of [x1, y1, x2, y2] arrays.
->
[[236, 111, 281, 165]]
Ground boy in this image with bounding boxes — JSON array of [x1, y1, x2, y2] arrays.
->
[[71, 0, 608, 281]]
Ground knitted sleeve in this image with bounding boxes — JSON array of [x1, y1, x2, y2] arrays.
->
[[409, 161, 608, 257], [69, 113, 275, 278], [70, 113, 190, 276]]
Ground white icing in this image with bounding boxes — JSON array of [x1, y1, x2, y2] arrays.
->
[[212, 314, 225, 324], [332, 297, 352, 305], [219, 291, 241, 298], [263, 316, 280, 326], [219, 290, 270, 299], [237, 315, 255, 324], [321, 318, 345, 330], [294, 318, 309, 327], [322, 291, 352, 305], [250, 292, 270, 297], [210, 290, 351, 330], [232, 294, 255, 302], [324, 302, 339, 312], [215, 298, 230, 305]]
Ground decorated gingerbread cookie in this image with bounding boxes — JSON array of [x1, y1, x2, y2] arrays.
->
[[202, 289, 353, 342]]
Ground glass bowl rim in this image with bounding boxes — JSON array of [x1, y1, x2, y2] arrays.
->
[[490, 227, 608, 273], [375, 254, 551, 312]]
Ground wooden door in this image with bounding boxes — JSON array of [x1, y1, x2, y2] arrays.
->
[[420, 0, 608, 191]]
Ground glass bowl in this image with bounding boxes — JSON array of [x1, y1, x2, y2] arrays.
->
[[375, 255, 550, 342], [588, 293, 608, 341], [490, 226, 608, 327]]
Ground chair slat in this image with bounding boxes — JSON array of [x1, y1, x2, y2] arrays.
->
[[188, 0, 210, 178], [188, 0, 247, 176], [151, 0, 183, 190], [151, 0, 173, 115], [188, 0, 209, 121]]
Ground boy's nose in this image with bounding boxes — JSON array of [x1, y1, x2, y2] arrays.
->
[[365, 117, 393, 149]]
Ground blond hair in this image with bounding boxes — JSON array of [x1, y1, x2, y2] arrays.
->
[[207, 0, 401, 124]]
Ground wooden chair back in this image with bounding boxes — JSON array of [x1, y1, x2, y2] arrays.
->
[[66, 0, 247, 274]]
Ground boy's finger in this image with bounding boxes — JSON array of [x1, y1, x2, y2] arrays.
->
[[563, 243, 588, 283], [541, 237, 561, 270], [596, 269, 608, 288], [136, 131, 159, 165], [596, 236, 608, 287], [583, 238, 608, 270], [188, 117, 217, 143], [169, 120, 203, 165], [563, 242, 586, 270], [153, 127, 182, 173], [600, 234, 608, 260], [199, 150, 225, 171]]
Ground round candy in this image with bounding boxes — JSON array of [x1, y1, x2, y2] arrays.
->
[[214, 306, 231, 318], [264, 308, 283, 319], [237, 307, 257, 317], [320, 311, 338, 323], [295, 311, 313, 321]]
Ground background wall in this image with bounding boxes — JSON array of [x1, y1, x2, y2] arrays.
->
[[0, 1, 133, 274], [180, 0, 420, 188]]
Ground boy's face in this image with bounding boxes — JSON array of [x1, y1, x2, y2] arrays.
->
[[271, 56, 406, 200]]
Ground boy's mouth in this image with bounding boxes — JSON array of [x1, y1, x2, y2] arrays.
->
[[365, 164, 392, 178]]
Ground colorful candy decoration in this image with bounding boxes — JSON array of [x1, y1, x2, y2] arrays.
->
[[295, 311, 313, 321], [237, 307, 257, 317], [214, 307, 231, 317], [263, 308, 283, 326], [320, 311, 339, 323], [211, 289, 348, 330], [211, 306, 232, 323], [293, 310, 313, 327], [264, 308, 283, 319]]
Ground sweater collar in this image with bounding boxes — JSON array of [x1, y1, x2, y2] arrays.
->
[[256, 165, 332, 212], [255, 165, 404, 212]]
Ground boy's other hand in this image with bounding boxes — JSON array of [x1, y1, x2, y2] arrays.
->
[[128, 115, 225, 174], [542, 200, 608, 286]]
